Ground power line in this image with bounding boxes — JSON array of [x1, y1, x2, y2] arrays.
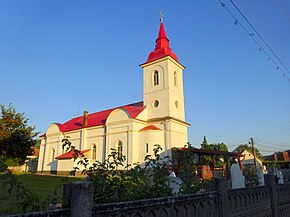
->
[[229, 0, 290, 75], [260, 150, 280, 154], [258, 139, 290, 145], [255, 138, 290, 147], [278, 0, 290, 24], [236, 0, 290, 72], [261, 126, 290, 140], [217, 0, 290, 82], [226, 139, 248, 146], [256, 142, 287, 150]]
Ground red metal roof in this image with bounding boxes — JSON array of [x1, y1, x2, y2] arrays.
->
[[142, 22, 179, 65], [55, 149, 90, 160], [53, 101, 145, 133], [140, 125, 161, 131]]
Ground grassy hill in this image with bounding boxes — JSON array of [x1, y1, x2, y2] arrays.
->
[[0, 173, 82, 215]]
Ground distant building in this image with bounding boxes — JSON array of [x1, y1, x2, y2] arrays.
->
[[240, 149, 263, 168], [240, 149, 266, 186], [264, 150, 290, 169], [8, 146, 39, 173], [24, 146, 39, 173], [37, 20, 190, 175]]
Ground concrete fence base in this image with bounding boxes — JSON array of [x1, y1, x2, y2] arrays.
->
[[7, 175, 290, 217]]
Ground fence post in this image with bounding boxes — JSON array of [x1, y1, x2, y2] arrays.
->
[[63, 183, 72, 209], [63, 182, 94, 217], [215, 178, 228, 217], [264, 174, 278, 217]]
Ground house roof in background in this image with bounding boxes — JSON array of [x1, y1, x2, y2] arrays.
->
[[264, 150, 290, 161]]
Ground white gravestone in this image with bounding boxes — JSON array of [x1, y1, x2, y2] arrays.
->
[[231, 163, 245, 189]]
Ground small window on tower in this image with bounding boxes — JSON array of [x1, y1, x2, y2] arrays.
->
[[145, 143, 149, 153], [153, 70, 159, 86], [174, 71, 178, 87]]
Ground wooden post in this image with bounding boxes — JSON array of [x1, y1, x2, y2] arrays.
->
[[215, 178, 228, 217], [264, 174, 278, 217], [224, 157, 231, 180]]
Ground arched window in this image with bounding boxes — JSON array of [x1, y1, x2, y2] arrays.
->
[[91, 144, 97, 160], [153, 70, 159, 86], [174, 71, 178, 87], [50, 148, 55, 162], [118, 141, 123, 158]]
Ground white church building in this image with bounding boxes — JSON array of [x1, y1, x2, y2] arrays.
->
[[37, 20, 190, 174]]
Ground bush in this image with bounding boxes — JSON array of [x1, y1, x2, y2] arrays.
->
[[62, 138, 173, 204], [4, 157, 22, 166]]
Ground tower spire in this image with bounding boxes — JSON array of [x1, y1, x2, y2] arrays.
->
[[142, 15, 179, 65]]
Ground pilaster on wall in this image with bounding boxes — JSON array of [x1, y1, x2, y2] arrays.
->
[[80, 129, 86, 150]]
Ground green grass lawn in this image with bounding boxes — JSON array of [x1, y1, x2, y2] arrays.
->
[[0, 173, 82, 216]]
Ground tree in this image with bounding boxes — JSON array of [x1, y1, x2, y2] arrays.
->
[[233, 144, 263, 160], [201, 136, 209, 149], [200, 136, 229, 166], [200, 136, 228, 152], [0, 104, 38, 166]]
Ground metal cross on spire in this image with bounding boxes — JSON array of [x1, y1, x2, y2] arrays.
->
[[159, 11, 163, 23]]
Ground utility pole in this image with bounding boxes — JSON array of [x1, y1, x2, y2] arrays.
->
[[249, 137, 257, 169]]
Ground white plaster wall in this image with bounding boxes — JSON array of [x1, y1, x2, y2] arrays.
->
[[106, 109, 134, 167], [167, 120, 188, 148], [86, 126, 105, 139], [57, 159, 73, 172], [86, 137, 104, 161], [135, 109, 147, 121], [142, 57, 185, 121], [106, 109, 130, 123], [38, 123, 64, 173], [39, 119, 187, 173], [131, 121, 148, 163], [46, 123, 61, 135], [107, 125, 129, 154], [37, 137, 46, 172], [63, 131, 81, 150], [139, 130, 164, 161], [38, 141, 59, 173], [84, 126, 105, 161]]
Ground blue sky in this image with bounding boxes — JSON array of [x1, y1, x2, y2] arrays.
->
[[1, 1, 289, 155]]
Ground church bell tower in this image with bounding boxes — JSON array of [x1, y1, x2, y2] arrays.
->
[[140, 19, 186, 123]]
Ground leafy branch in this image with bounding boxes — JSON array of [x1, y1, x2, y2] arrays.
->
[[62, 137, 173, 203]]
